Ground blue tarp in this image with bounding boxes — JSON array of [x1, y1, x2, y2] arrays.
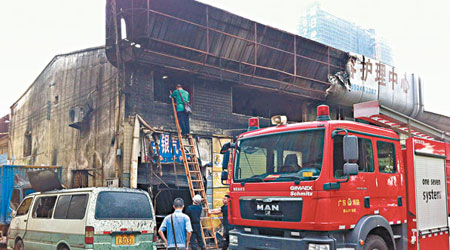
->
[[0, 166, 62, 225]]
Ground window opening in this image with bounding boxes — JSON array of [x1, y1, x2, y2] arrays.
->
[[54, 194, 88, 219], [16, 197, 33, 216], [72, 170, 89, 188], [377, 141, 396, 173], [357, 138, 374, 172], [10, 189, 21, 210], [154, 72, 193, 104], [54, 195, 71, 219], [234, 129, 324, 182], [334, 136, 374, 178], [232, 86, 304, 121], [67, 194, 88, 219], [32, 196, 57, 218], [95, 192, 153, 219], [24, 131, 32, 157]]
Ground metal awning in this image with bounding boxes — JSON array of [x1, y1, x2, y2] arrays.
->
[[354, 101, 450, 142], [105, 0, 348, 101]]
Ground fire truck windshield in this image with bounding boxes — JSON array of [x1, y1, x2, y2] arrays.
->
[[234, 128, 325, 182]]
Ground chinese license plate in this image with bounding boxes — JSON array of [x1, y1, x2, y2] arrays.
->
[[116, 234, 135, 245]]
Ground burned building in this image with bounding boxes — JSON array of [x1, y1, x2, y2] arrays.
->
[[10, 2, 352, 187], [19, 0, 448, 217], [9, 48, 118, 186], [102, 1, 352, 211], [8, 0, 354, 214], [9, 0, 450, 218]]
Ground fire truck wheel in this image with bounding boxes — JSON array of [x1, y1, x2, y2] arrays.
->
[[14, 239, 24, 250], [364, 234, 388, 250]]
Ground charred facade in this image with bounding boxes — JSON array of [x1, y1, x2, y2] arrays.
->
[[9, 0, 361, 216], [9, 48, 118, 186]]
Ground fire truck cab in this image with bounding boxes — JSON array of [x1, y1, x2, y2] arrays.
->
[[221, 104, 449, 250]]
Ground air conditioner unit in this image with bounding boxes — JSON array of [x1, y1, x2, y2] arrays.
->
[[69, 106, 86, 129], [106, 178, 119, 187]]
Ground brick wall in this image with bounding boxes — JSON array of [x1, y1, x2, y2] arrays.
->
[[124, 68, 252, 136], [124, 66, 351, 136]]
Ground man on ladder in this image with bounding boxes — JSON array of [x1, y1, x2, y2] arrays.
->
[[170, 89, 219, 250], [170, 84, 191, 135]]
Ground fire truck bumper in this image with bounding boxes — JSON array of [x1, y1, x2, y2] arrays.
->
[[228, 229, 336, 250]]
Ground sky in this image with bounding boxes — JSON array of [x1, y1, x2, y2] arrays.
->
[[1, 0, 449, 118], [0, 1, 106, 117]]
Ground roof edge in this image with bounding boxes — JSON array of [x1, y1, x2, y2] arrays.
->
[[10, 46, 106, 111]]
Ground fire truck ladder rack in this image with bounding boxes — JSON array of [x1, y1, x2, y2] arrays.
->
[[354, 101, 450, 142], [171, 97, 219, 250]]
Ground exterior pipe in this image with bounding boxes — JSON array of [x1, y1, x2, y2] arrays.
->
[[409, 74, 420, 118], [111, 0, 122, 179], [130, 116, 140, 189], [417, 78, 425, 115]]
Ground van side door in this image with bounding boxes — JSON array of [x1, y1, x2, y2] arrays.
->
[[24, 195, 57, 250], [9, 197, 34, 243], [52, 194, 89, 248]]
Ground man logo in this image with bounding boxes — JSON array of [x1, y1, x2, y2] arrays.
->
[[257, 204, 279, 212]]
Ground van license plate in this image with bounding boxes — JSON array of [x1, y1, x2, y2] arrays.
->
[[116, 234, 135, 245]]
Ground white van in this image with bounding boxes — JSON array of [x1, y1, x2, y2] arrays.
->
[[7, 187, 156, 250]]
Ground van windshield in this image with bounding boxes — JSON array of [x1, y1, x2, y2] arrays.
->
[[95, 191, 153, 219], [234, 129, 325, 182]]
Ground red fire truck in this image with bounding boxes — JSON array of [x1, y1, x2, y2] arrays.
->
[[220, 103, 449, 250]]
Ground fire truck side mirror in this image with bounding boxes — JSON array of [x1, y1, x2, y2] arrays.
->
[[221, 171, 229, 185], [343, 135, 359, 162], [343, 163, 358, 176], [222, 151, 230, 170], [220, 142, 231, 154]]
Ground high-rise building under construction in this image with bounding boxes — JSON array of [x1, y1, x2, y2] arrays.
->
[[298, 2, 393, 65]]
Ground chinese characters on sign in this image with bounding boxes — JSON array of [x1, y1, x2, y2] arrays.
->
[[348, 56, 408, 94], [158, 133, 189, 164], [337, 198, 360, 214], [375, 62, 386, 86]]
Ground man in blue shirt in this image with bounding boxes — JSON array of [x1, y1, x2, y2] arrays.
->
[[185, 195, 205, 250], [159, 198, 193, 250], [170, 84, 191, 135]]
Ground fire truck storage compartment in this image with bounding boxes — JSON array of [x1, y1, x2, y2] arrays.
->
[[406, 137, 449, 250], [413, 155, 447, 232]]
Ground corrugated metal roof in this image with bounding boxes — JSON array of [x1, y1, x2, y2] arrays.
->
[[106, 0, 348, 100]]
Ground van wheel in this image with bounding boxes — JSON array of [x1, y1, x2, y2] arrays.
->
[[364, 234, 388, 250], [58, 245, 69, 250], [14, 239, 24, 250]]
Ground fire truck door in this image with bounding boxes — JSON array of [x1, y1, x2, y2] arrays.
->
[[374, 140, 404, 219]]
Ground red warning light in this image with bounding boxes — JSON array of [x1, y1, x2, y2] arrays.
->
[[316, 105, 330, 121], [248, 117, 260, 130]]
